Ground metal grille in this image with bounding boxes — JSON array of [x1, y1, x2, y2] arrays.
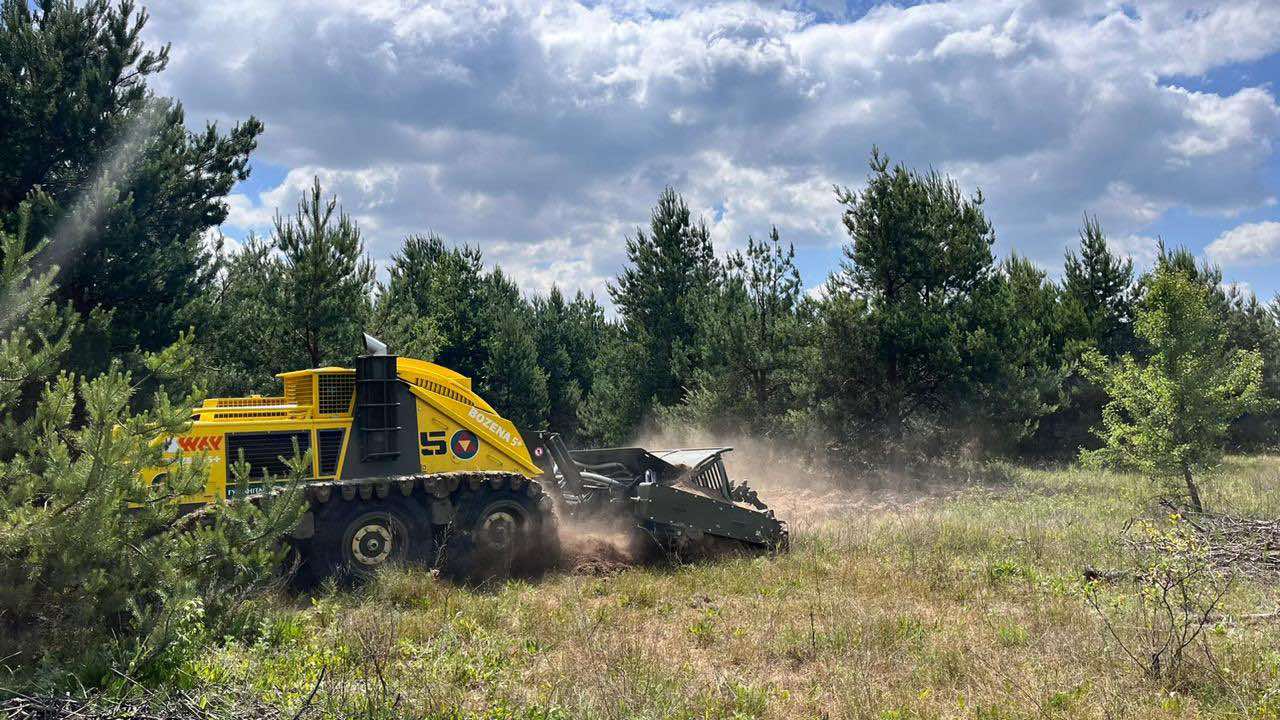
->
[[410, 377, 470, 404], [226, 431, 311, 483], [356, 355, 401, 461], [317, 429, 345, 476], [207, 396, 289, 408], [318, 374, 356, 414], [284, 377, 313, 408], [207, 409, 300, 420], [692, 459, 732, 499]]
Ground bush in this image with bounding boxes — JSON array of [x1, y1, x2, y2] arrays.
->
[[1081, 514, 1232, 688], [0, 217, 303, 686]]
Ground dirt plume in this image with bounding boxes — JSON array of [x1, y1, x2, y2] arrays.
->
[[630, 428, 960, 531], [546, 428, 967, 571], [556, 519, 645, 576]]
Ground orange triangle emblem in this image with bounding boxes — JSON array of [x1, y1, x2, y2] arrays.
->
[[459, 438, 472, 452]]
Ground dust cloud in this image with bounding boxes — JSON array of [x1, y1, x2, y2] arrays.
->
[[550, 429, 964, 573], [633, 429, 959, 533]]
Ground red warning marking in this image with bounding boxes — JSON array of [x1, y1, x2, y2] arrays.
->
[[450, 429, 479, 460]]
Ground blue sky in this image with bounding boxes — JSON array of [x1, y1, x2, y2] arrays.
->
[[144, 0, 1280, 304]]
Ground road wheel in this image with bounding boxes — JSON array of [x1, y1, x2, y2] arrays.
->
[[311, 498, 430, 582], [446, 487, 557, 582]]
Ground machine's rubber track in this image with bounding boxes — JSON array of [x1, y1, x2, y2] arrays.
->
[[296, 471, 549, 509], [194, 472, 558, 584], [305, 471, 557, 582]]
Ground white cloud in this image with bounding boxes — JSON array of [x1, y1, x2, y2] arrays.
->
[[223, 192, 275, 234], [1108, 233, 1161, 268], [805, 283, 830, 302], [138, 0, 1280, 299], [1205, 221, 1280, 266], [1169, 87, 1279, 161]]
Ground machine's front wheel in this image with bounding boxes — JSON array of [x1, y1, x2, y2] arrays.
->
[[446, 486, 557, 582], [472, 496, 532, 557], [311, 498, 431, 582]]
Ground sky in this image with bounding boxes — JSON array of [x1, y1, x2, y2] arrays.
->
[[141, 0, 1280, 305]]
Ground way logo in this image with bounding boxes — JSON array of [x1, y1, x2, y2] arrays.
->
[[174, 435, 223, 453], [450, 429, 480, 460]]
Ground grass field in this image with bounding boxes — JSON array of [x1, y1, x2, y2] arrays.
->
[[173, 455, 1280, 719]]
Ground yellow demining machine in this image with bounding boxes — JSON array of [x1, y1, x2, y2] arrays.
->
[[148, 335, 787, 581]]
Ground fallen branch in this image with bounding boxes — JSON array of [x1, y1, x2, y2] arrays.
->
[[1158, 500, 1280, 579], [1082, 565, 1131, 583], [1207, 609, 1280, 626], [288, 665, 326, 720]]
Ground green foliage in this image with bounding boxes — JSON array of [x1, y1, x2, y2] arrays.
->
[[0, 0, 261, 363], [190, 235, 292, 395], [818, 149, 1002, 461], [197, 179, 375, 393], [162, 145, 1280, 460], [1084, 256, 1265, 511], [1032, 217, 1138, 457], [577, 323, 646, 445], [0, 231, 303, 683], [531, 288, 582, 438], [981, 255, 1067, 454], [0, 204, 77, 427], [610, 187, 719, 412], [374, 233, 489, 380], [371, 234, 567, 433], [532, 287, 604, 443], [1081, 515, 1231, 687], [478, 269, 548, 431], [274, 177, 376, 368], [481, 310, 548, 432], [1061, 216, 1137, 358], [1223, 285, 1280, 450], [665, 228, 815, 439]]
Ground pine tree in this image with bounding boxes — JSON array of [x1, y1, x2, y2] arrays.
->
[[533, 287, 582, 439], [677, 227, 813, 437], [1035, 216, 1138, 456], [192, 234, 292, 394], [1061, 216, 1136, 358], [578, 321, 646, 445], [373, 233, 487, 378], [0, 209, 302, 677], [274, 178, 375, 368], [822, 149, 1000, 461], [610, 187, 718, 411], [0, 203, 77, 456], [481, 310, 549, 432], [986, 254, 1066, 454], [372, 232, 563, 430], [1, 0, 262, 361], [1223, 287, 1280, 449], [472, 267, 548, 430], [1084, 256, 1264, 512], [196, 181, 374, 392], [564, 291, 606, 415]]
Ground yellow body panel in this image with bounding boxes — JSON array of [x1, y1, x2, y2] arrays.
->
[[409, 386, 540, 476], [148, 359, 538, 506]]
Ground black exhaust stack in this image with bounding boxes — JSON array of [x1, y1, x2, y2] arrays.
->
[[354, 334, 401, 462]]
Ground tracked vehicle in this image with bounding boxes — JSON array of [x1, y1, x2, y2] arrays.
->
[[148, 336, 786, 580]]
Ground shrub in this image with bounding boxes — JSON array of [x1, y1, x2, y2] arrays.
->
[[0, 216, 303, 686], [1081, 514, 1232, 688]]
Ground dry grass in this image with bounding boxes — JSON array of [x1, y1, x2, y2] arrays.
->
[[183, 457, 1280, 719]]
